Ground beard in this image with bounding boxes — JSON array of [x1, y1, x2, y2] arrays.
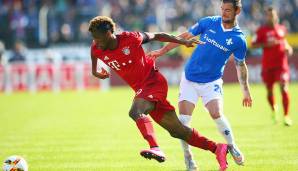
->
[[222, 18, 235, 24]]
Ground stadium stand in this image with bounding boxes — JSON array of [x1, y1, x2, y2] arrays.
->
[[0, 0, 297, 92]]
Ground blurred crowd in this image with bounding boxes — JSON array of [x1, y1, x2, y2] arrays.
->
[[0, 0, 298, 62]]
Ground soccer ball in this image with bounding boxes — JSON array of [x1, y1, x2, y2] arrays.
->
[[2, 156, 28, 171]]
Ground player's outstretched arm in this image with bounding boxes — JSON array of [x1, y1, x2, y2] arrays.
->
[[91, 55, 109, 79], [284, 39, 293, 56], [235, 60, 252, 107], [146, 32, 202, 59]]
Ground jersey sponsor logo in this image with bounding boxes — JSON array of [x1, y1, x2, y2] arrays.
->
[[104, 56, 109, 60], [108, 60, 121, 70], [226, 38, 233, 45], [203, 34, 229, 52], [122, 46, 130, 55], [267, 35, 276, 43]]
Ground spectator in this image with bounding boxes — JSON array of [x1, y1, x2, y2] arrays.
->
[[0, 41, 7, 65], [9, 41, 27, 63], [0, 0, 297, 49]]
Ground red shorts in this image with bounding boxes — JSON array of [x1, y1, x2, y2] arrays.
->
[[134, 70, 175, 123], [261, 68, 290, 88]]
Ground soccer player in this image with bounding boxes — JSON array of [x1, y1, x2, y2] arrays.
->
[[251, 7, 293, 126], [89, 16, 229, 171], [147, 0, 252, 170]]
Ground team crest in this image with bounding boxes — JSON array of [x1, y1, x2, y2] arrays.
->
[[122, 47, 130, 55], [226, 38, 233, 45]]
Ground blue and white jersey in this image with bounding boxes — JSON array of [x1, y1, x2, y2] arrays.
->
[[185, 16, 247, 83]]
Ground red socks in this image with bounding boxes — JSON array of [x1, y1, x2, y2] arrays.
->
[[136, 117, 218, 153], [136, 116, 158, 148], [267, 90, 290, 116], [186, 128, 217, 153], [267, 94, 276, 111], [282, 91, 290, 116]]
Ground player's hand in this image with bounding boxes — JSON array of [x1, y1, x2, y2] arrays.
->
[[99, 67, 110, 79], [94, 67, 110, 79], [285, 46, 293, 56], [242, 91, 252, 107], [183, 38, 205, 47], [147, 49, 164, 60]]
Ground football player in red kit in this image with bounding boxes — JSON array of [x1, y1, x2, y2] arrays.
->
[[89, 16, 229, 171], [252, 7, 293, 126]]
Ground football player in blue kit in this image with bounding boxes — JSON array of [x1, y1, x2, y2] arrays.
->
[[148, 0, 252, 170]]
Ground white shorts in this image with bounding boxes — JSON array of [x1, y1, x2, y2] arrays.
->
[[178, 73, 223, 106]]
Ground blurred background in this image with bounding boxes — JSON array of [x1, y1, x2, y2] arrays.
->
[[0, 0, 298, 92]]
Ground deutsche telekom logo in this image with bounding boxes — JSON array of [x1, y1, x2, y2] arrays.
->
[[108, 60, 121, 70]]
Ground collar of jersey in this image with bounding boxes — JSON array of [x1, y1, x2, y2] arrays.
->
[[220, 22, 239, 32]]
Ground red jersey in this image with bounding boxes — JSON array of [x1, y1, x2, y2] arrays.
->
[[91, 31, 155, 91], [253, 24, 289, 70]]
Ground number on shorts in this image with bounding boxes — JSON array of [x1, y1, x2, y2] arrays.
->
[[214, 84, 222, 94]]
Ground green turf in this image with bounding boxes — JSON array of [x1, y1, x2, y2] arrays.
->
[[0, 83, 297, 171]]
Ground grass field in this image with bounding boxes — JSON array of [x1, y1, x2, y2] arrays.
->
[[0, 83, 297, 171]]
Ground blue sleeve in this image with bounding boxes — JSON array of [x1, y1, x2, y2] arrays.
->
[[188, 17, 211, 36], [233, 37, 247, 62]]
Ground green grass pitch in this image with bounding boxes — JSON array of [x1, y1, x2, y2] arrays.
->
[[0, 83, 297, 171]]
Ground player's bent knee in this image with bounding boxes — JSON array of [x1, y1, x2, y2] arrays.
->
[[211, 113, 221, 119], [128, 110, 141, 121]]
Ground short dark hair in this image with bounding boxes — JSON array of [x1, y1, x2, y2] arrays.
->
[[222, 0, 242, 9], [88, 16, 116, 34], [266, 6, 276, 12]]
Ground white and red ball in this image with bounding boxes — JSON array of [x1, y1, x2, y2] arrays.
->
[[2, 156, 28, 171]]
